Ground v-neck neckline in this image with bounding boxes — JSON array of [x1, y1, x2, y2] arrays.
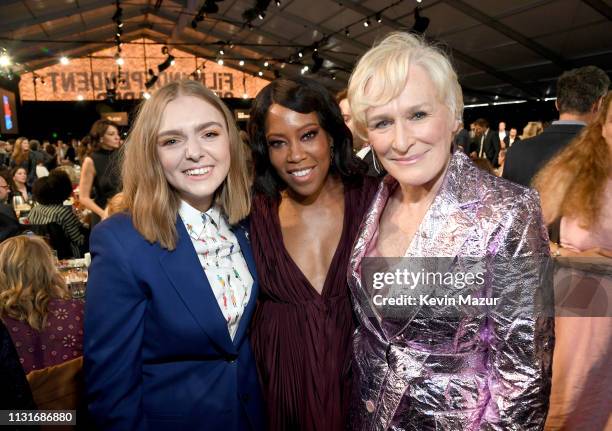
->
[[272, 186, 350, 299]]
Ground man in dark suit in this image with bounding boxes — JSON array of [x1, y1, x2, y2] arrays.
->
[[503, 128, 521, 148], [469, 118, 500, 166], [503, 66, 610, 187]]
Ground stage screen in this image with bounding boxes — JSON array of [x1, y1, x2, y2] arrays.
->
[[0, 87, 18, 134]]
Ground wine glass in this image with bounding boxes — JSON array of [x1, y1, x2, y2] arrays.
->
[[12, 195, 24, 217]]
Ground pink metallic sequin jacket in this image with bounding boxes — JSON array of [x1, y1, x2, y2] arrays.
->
[[348, 152, 554, 430]]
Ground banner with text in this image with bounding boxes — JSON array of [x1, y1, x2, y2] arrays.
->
[[19, 38, 270, 101]]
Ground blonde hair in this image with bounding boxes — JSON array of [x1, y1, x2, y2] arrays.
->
[[121, 80, 251, 250], [0, 236, 69, 331], [534, 91, 612, 228], [348, 32, 463, 141], [521, 121, 544, 140], [11, 137, 29, 165]]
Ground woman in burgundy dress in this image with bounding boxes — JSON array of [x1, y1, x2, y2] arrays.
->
[[247, 77, 379, 430]]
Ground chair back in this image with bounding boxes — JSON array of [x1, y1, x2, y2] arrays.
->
[[26, 356, 84, 430], [26, 222, 74, 259]]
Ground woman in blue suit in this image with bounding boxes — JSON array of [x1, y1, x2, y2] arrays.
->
[[84, 80, 265, 430]]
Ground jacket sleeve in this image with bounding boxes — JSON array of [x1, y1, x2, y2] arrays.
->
[[481, 189, 554, 430], [84, 221, 148, 431]]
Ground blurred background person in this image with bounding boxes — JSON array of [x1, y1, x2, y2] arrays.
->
[[469, 118, 500, 166], [29, 170, 88, 258], [504, 66, 609, 186], [10, 167, 30, 202], [78, 119, 121, 225], [497, 120, 507, 142], [0, 235, 84, 374], [534, 91, 612, 430], [453, 121, 470, 153], [9, 137, 37, 186], [520, 121, 544, 140], [0, 170, 20, 241], [337, 88, 385, 177], [503, 127, 520, 148]]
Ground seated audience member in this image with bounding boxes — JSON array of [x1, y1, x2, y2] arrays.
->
[[504, 66, 610, 186], [29, 170, 87, 258], [10, 167, 30, 202], [0, 235, 84, 374], [44, 144, 59, 171], [0, 170, 20, 241], [10, 137, 37, 186], [0, 319, 37, 409]]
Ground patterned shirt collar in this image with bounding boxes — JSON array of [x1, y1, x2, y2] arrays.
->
[[179, 200, 223, 231]]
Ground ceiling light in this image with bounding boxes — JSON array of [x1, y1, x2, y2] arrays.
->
[[258, 11, 265, 19], [218, 59, 224, 65], [376, 13, 382, 23], [264, 61, 269, 67], [143, 91, 151, 99], [77, 95, 84, 101], [298, 51, 303, 58], [275, 0, 281, 6], [219, 49, 224, 55], [363, 19, 370, 27], [258, 71, 263, 76], [239, 60, 245, 66], [59, 56, 69, 65], [344, 28, 350, 37], [116, 57, 124, 65], [242, 92, 248, 99]]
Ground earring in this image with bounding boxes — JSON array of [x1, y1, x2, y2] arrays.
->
[[371, 148, 381, 174]]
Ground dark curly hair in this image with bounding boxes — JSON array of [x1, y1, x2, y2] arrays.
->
[[247, 77, 366, 198], [32, 170, 73, 205]]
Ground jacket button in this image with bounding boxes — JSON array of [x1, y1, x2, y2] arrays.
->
[[365, 400, 375, 413]]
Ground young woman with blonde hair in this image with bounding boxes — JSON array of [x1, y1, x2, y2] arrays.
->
[[0, 235, 84, 374], [84, 80, 264, 430], [534, 91, 612, 431]]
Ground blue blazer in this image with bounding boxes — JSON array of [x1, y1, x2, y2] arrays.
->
[[84, 214, 265, 431]]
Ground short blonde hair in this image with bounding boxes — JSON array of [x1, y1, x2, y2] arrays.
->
[[0, 235, 69, 331], [121, 80, 251, 250], [348, 32, 463, 140]]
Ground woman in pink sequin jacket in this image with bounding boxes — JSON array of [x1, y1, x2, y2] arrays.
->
[[345, 32, 554, 430]]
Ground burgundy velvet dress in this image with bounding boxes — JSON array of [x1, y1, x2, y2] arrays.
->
[[250, 177, 378, 431]]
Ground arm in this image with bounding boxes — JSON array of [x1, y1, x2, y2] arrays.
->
[[78, 157, 105, 218], [482, 189, 554, 429], [58, 205, 86, 246], [84, 221, 147, 431]]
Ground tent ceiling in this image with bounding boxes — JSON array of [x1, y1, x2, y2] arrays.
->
[[0, 0, 610, 103]]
